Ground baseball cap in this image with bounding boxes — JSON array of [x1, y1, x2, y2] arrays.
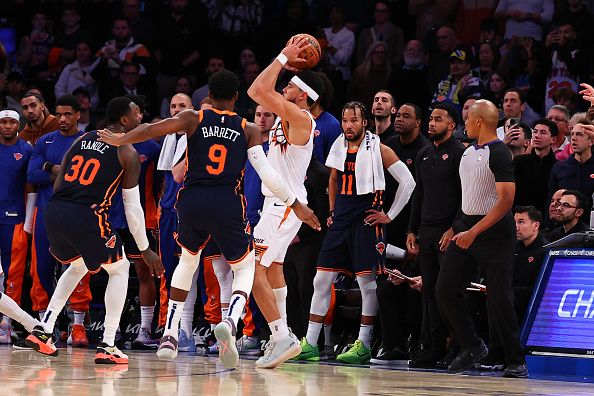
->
[[449, 50, 467, 62]]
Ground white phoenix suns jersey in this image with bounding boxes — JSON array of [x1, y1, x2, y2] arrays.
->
[[262, 109, 315, 204]]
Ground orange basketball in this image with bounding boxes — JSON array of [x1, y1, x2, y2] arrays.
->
[[286, 33, 322, 70]]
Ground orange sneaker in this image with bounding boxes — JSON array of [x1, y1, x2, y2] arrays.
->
[[71, 324, 89, 348], [25, 326, 58, 357], [95, 343, 129, 364]]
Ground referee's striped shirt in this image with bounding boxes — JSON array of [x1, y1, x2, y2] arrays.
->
[[460, 140, 514, 216]]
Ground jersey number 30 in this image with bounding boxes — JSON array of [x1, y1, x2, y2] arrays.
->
[[64, 155, 100, 185], [206, 144, 227, 175]]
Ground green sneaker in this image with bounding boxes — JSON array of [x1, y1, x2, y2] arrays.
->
[[292, 337, 320, 361], [336, 340, 371, 364]]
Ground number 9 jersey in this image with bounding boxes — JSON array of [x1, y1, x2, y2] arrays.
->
[[184, 108, 247, 188], [52, 130, 123, 208]]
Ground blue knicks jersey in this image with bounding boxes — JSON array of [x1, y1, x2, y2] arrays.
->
[[0, 139, 33, 224], [185, 108, 247, 189]]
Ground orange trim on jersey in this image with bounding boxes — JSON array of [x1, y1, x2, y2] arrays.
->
[[254, 245, 268, 259], [203, 254, 221, 261], [197, 109, 204, 123], [227, 243, 254, 264], [49, 250, 82, 264], [209, 108, 237, 116], [316, 267, 354, 277], [277, 207, 292, 229], [175, 233, 210, 256], [126, 254, 143, 259], [95, 170, 124, 237], [355, 270, 373, 276], [347, 148, 358, 154], [241, 118, 247, 129]]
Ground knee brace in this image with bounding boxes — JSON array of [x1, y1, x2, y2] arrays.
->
[[230, 250, 255, 295], [310, 271, 338, 316], [357, 274, 378, 317], [171, 248, 200, 291]]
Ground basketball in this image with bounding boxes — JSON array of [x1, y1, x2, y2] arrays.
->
[[286, 33, 322, 70]]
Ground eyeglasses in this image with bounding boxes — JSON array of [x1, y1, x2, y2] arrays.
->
[[554, 202, 577, 209], [547, 117, 568, 123]]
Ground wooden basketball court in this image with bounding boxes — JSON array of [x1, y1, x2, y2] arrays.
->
[[2, 346, 593, 395]]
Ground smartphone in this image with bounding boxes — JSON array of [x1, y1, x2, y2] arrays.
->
[[509, 118, 520, 128]]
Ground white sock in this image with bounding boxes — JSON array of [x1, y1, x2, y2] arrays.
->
[[272, 286, 287, 326], [227, 293, 247, 329], [269, 318, 289, 340], [180, 267, 198, 338], [323, 324, 333, 347], [0, 293, 39, 333], [73, 311, 85, 326], [164, 300, 185, 338], [140, 306, 154, 331], [38, 310, 45, 321], [306, 321, 323, 346], [358, 324, 373, 348], [102, 259, 129, 346], [221, 306, 229, 319], [42, 259, 88, 333]]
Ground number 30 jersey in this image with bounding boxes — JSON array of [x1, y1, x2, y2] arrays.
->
[[52, 130, 124, 210], [185, 108, 247, 189]]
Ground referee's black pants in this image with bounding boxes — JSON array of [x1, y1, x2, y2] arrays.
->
[[435, 214, 525, 365], [418, 223, 450, 351]]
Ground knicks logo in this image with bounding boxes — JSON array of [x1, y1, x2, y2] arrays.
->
[[244, 221, 251, 235], [406, 159, 412, 165], [105, 235, 117, 249], [314, 130, 321, 137], [442, 154, 449, 161], [13, 153, 23, 161], [528, 256, 534, 263], [139, 154, 148, 163], [375, 242, 386, 255]]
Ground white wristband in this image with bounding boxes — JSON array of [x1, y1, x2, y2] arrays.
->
[[276, 53, 288, 66]]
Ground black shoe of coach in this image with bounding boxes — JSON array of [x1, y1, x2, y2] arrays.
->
[[409, 347, 446, 369], [503, 364, 529, 378], [446, 343, 488, 374]]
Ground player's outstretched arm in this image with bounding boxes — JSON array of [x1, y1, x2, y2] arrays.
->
[[365, 143, 415, 225], [119, 145, 164, 277], [245, 123, 320, 231], [98, 109, 198, 146]]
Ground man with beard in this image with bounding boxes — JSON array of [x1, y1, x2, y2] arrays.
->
[[371, 90, 397, 143], [19, 92, 59, 145], [295, 101, 415, 364], [388, 40, 431, 112], [406, 102, 465, 368], [541, 188, 565, 239], [546, 189, 589, 242]]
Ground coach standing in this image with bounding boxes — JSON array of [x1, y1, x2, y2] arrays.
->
[[435, 100, 527, 378]]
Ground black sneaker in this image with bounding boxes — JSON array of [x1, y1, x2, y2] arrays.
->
[[409, 347, 446, 368], [436, 344, 460, 369], [447, 343, 488, 374], [475, 351, 505, 371], [503, 363, 529, 378], [370, 347, 410, 365]]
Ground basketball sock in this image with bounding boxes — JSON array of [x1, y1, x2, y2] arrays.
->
[[306, 321, 323, 346], [73, 311, 85, 326], [0, 292, 38, 333], [212, 256, 233, 304], [38, 310, 45, 321], [227, 293, 247, 330], [323, 324, 333, 347], [164, 300, 185, 338], [221, 306, 229, 319], [358, 324, 373, 349], [180, 269, 198, 337], [102, 258, 130, 346], [269, 318, 289, 340], [272, 286, 287, 327], [140, 306, 154, 331], [42, 258, 88, 333]]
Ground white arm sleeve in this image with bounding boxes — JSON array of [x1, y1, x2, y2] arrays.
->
[[24, 193, 37, 233], [247, 145, 296, 206], [122, 186, 149, 251], [386, 161, 416, 221]]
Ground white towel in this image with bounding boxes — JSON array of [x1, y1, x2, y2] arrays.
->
[[325, 130, 385, 194], [157, 133, 187, 170]]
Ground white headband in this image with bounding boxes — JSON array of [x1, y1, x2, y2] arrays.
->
[[0, 110, 19, 122], [290, 76, 319, 102]]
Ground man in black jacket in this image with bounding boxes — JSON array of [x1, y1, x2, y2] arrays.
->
[[547, 189, 590, 242]]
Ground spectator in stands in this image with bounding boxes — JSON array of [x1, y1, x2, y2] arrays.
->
[[497, 88, 528, 140], [52, 6, 93, 66], [159, 75, 193, 119], [427, 26, 459, 90], [547, 105, 571, 160], [479, 18, 502, 47], [72, 87, 97, 132], [431, 50, 483, 112], [546, 189, 589, 241], [502, 118, 531, 158], [494, 0, 554, 42], [553, 87, 581, 114], [554, 0, 594, 50], [455, 1, 497, 46], [236, 62, 261, 119], [347, 41, 391, 108], [311, 72, 341, 163], [356, 1, 404, 66], [409, 0, 458, 43], [191, 56, 225, 108], [3, 72, 26, 123], [548, 119, 594, 207], [388, 40, 431, 112], [121, 0, 156, 50], [19, 92, 59, 145], [54, 41, 100, 109], [323, 4, 355, 82], [454, 96, 477, 140], [473, 42, 499, 87], [370, 90, 397, 143], [514, 119, 558, 214], [16, 10, 54, 82]]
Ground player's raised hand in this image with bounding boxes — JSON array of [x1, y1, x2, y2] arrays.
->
[[97, 129, 125, 146], [292, 201, 321, 231], [579, 83, 594, 105], [141, 248, 164, 278], [281, 36, 308, 70]]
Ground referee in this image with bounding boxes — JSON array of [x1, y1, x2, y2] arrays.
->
[[435, 100, 527, 378]]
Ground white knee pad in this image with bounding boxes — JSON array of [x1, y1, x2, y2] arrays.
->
[[357, 274, 378, 317], [102, 256, 130, 276], [171, 248, 201, 291], [229, 250, 255, 295], [213, 256, 233, 304], [310, 271, 338, 316]]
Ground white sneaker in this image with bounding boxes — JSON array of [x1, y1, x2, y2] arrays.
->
[[237, 335, 260, 356], [156, 335, 178, 360], [255, 332, 300, 369], [214, 319, 239, 369]]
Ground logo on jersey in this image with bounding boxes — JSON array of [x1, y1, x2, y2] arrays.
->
[[528, 256, 534, 263], [271, 122, 289, 153], [139, 154, 147, 163], [375, 242, 386, 255], [244, 221, 251, 235], [442, 154, 449, 161], [406, 158, 412, 165], [105, 235, 117, 249], [314, 129, 321, 137], [13, 153, 23, 161]]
